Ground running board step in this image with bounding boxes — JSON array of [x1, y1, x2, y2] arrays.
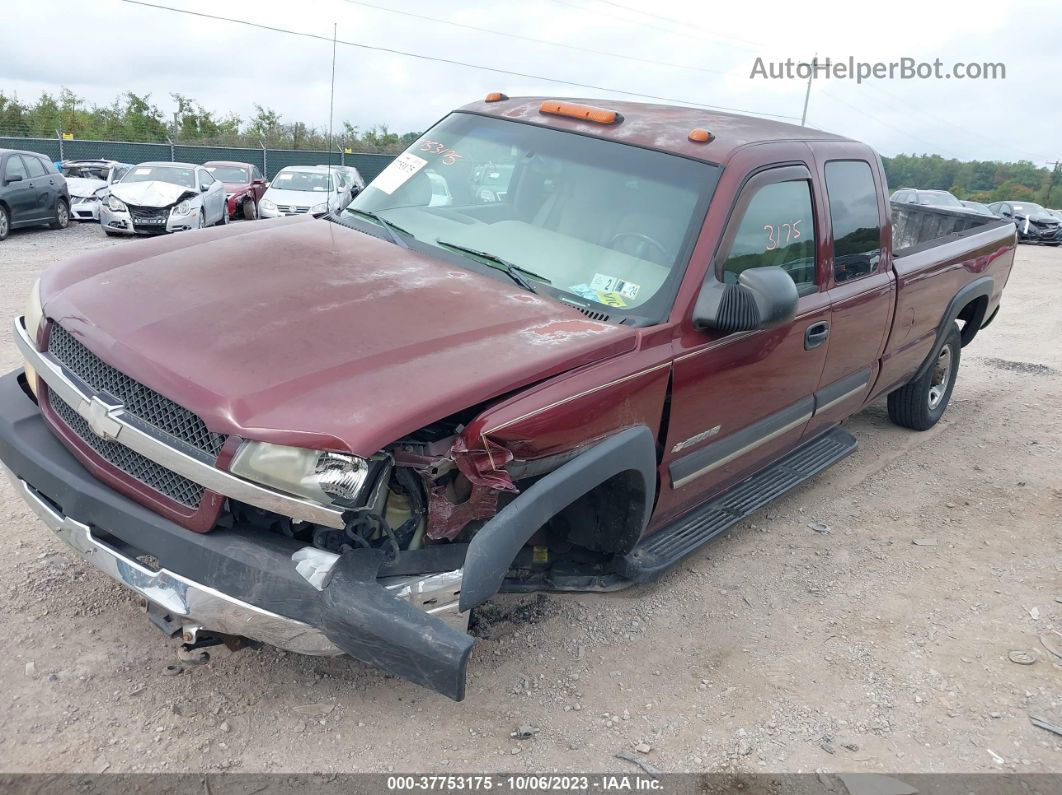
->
[[615, 427, 858, 583]]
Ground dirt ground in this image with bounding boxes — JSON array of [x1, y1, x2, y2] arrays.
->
[[0, 221, 1059, 775]]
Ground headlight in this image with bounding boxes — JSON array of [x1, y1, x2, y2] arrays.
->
[[172, 200, 192, 216], [229, 441, 369, 506], [260, 199, 276, 211], [310, 202, 328, 215], [107, 195, 127, 212], [23, 279, 44, 396]]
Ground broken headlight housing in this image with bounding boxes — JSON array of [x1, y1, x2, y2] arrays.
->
[[229, 441, 369, 507], [107, 195, 127, 212], [172, 200, 193, 216]]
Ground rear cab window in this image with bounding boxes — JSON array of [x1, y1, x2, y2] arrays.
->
[[824, 161, 882, 283]]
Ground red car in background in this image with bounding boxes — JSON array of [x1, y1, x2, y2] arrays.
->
[[203, 160, 267, 220]]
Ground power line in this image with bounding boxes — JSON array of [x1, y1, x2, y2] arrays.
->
[[817, 89, 957, 154], [340, 0, 725, 76], [547, 0, 758, 51], [588, 0, 762, 48], [120, 0, 800, 120]]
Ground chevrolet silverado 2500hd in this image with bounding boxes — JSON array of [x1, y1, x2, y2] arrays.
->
[[0, 96, 1016, 701]]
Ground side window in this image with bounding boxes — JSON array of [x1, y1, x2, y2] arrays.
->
[[23, 156, 48, 178], [199, 169, 215, 186], [252, 167, 264, 181], [720, 179, 817, 296], [825, 161, 882, 284], [5, 156, 28, 181]]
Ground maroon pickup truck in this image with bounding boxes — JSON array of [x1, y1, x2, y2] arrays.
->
[[1, 96, 1015, 701]]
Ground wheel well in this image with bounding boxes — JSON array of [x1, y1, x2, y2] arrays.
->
[[956, 296, 989, 346], [544, 470, 648, 556]]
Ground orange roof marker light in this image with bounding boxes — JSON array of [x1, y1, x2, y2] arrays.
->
[[688, 128, 714, 143], [539, 100, 622, 125], [485, 92, 509, 103]]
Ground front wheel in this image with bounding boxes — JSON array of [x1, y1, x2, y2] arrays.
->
[[887, 323, 961, 431], [50, 199, 70, 230], [0, 205, 9, 241], [216, 204, 228, 226], [242, 199, 257, 220]]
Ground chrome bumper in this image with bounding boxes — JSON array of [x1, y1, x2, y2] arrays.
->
[[6, 468, 469, 652], [7, 468, 342, 655]]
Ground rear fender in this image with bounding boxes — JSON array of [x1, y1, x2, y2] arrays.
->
[[458, 426, 657, 611], [912, 276, 993, 382]]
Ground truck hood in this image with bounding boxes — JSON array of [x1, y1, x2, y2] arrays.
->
[[110, 180, 196, 208], [40, 217, 637, 456], [66, 177, 106, 199]]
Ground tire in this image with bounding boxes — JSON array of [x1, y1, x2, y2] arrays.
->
[[104, 230, 121, 237], [242, 199, 257, 221], [198, 209, 206, 230], [49, 199, 70, 230], [887, 322, 961, 431], [0, 206, 9, 241], [216, 205, 228, 226]]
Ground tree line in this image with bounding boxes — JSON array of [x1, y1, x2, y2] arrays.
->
[[2, 88, 1059, 204], [0, 88, 420, 154]]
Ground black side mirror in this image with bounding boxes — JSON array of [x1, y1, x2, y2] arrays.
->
[[6, 174, 23, 184], [693, 266, 799, 334]]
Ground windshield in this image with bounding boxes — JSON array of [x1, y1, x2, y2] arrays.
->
[[919, 191, 962, 207], [343, 113, 718, 317], [121, 165, 196, 189], [62, 164, 108, 180], [206, 166, 249, 183], [272, 170, 332, 192]]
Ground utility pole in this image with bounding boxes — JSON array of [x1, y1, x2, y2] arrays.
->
[[800, 54, 818, 127]]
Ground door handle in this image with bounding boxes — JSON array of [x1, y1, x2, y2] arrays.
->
[[805, 321, 829, 350]]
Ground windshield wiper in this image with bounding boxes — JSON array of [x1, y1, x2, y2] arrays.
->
[[343, 208, 411, 248], [435, 240, 551, 294]]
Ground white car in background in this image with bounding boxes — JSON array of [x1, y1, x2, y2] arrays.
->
[[316, 164, 365, 198], [60, 160, 132, 222], [100, 162, 228, 236], [259, 166, 350, 218]]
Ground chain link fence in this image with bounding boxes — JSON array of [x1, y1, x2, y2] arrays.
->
[[0, 133, 396, 182]]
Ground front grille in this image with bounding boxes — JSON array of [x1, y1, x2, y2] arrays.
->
[[277, 205, 309, 215], [47, 324, 226, 460], [48, 390, 205, 508]]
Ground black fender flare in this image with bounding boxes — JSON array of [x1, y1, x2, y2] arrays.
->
[[458, 426, 657, 611], [912, 276, 993, 382]]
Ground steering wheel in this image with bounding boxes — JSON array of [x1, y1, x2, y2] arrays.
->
[[607, 231, 668, 261]]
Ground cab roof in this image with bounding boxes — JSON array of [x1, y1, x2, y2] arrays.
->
[[458, 96, 852, 163]]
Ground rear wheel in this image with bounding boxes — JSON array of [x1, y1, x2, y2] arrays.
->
[[887, 323, 961, 431], [50, 199, 70, 230], [0, 206, 9, 241]]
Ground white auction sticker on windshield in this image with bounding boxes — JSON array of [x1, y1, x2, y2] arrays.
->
[[590, 273, 640, 300], [372, 152, 428, 195], [133, 167, 152, 176]]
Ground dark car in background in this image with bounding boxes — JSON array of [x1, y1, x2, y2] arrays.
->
[[890, 188, 968, 211], [0, 148, 70, 241], [987, 200, 1061, 245], [203, 161, 267, 220], [960, 200, 996, 217]]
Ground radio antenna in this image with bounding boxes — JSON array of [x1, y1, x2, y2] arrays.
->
[[327, 22, 337, 178]]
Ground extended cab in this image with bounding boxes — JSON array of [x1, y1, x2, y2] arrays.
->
[[0, 97, 1016, 700]]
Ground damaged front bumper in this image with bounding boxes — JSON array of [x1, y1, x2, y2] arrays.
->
[[0, 371, 474, 700], [99, 204, 199, 235]]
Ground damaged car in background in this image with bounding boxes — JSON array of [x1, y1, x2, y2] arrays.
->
[[100, 162, 228, 236], [59, 160, 132, 222], [0, 96, 1015, 701]]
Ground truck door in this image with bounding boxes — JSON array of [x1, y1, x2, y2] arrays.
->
[[658, 164, 831, 524], [804, 157, 894, 436]]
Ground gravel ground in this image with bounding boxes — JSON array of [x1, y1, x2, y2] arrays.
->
[[0, 220, 1059, 775]]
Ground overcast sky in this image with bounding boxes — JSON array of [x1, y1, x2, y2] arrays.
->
[[4, 0, 1058, 164]]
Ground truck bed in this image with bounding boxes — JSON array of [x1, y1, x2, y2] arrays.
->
[[891, 202, 1010, 257]]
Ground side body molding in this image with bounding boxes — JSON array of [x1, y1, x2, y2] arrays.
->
[[459, 426, 657, 611]]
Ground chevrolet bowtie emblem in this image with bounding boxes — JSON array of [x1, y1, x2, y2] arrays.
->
[[81, 396, 123, 442]]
